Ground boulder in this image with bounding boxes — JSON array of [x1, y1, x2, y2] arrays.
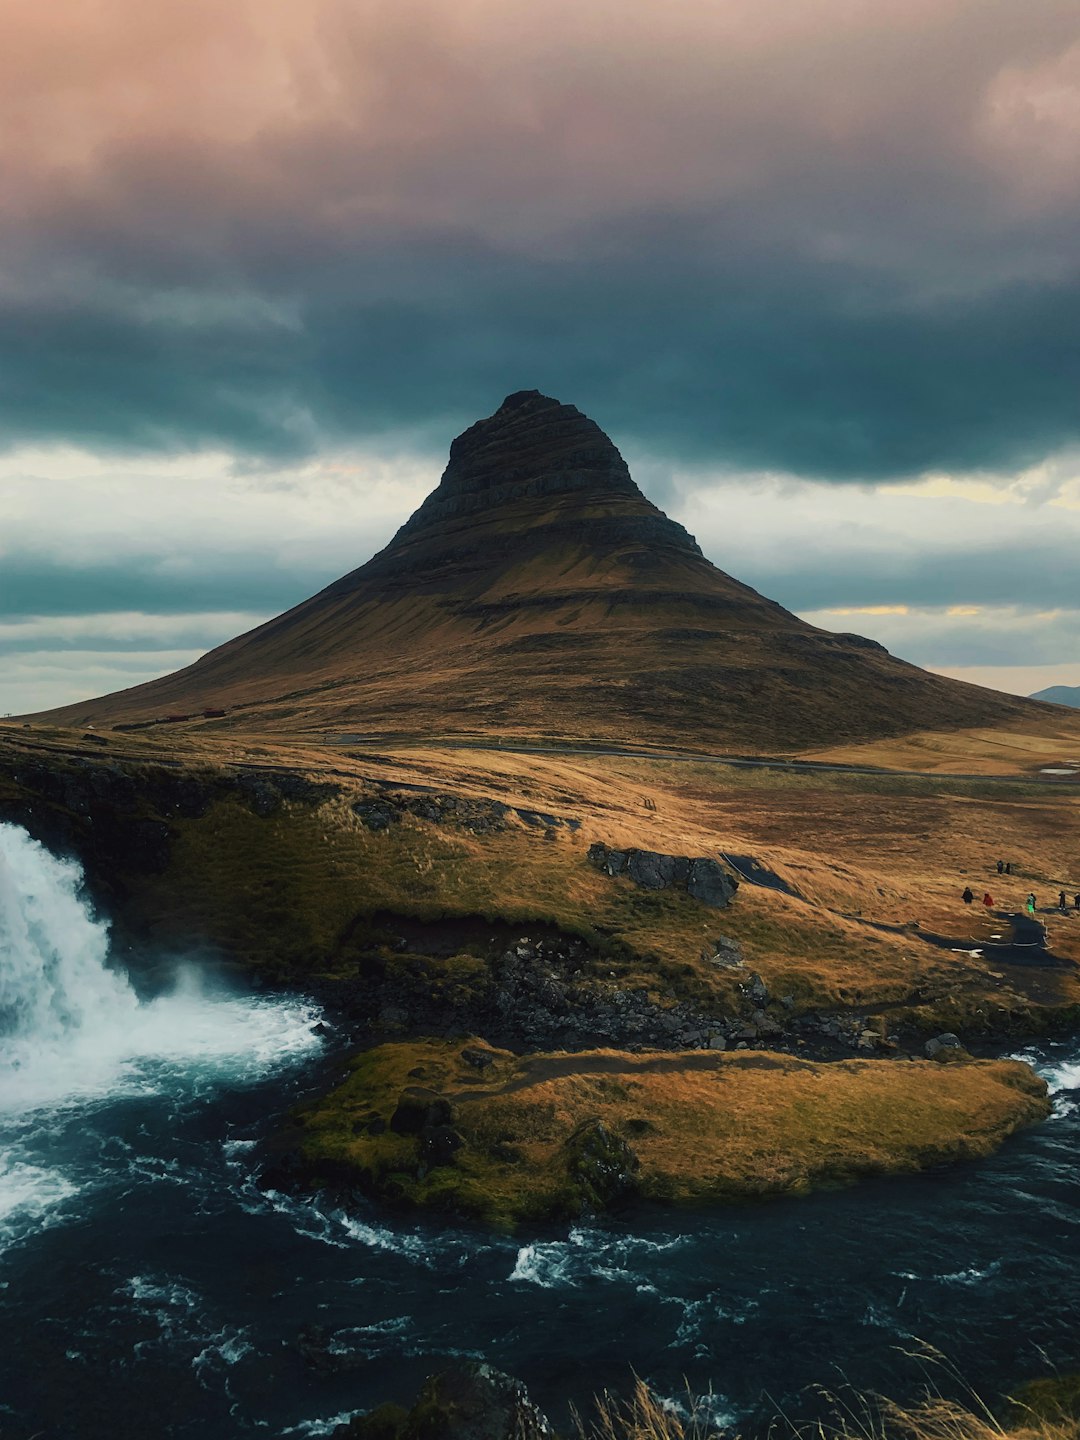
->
[[626, 849, 680, 889], [687, 858, 738, 908], [925, 1033, 971, 1062]]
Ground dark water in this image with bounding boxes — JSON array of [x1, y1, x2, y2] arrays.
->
[[1, 1030, 1077, 1440], [1, 823, 1078, 1439]]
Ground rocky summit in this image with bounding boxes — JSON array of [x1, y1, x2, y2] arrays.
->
[[32, 389, 1035, 749]]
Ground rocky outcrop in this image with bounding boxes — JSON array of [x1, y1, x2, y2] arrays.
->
[[386, 389, 701, 558], [354, 787, 581, 836], [587, 842, 738, 908], [330, 926, 732, 1051], [0, 750, 340, 924]]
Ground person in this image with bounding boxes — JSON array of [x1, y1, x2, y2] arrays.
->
[[1005, 862, 1012, 874], [1059, 891, 1068, 911], [1026, 893, 1037, 916], [996, 860, 1004, 874], [962, 886, 974, 905], [983, 891, 994, 908], [1074, 893, 1080, 911]]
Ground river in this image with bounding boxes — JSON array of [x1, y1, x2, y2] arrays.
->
[[1, 822, 1077, 1439]]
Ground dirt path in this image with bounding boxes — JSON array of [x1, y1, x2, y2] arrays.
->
[[452, 1048, 797, 1103]]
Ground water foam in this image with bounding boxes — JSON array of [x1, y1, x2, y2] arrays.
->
[[510, 1227, 686, 1288], [0, 823, 325, 1252], [1009, 1047, 1080, 1101]]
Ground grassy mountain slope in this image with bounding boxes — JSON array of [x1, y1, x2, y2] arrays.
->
[[30, 390, 1054, 752]]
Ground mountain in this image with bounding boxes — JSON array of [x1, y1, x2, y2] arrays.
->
[[31, 390, 1040, 751], [1030, 686, 1080, 708]]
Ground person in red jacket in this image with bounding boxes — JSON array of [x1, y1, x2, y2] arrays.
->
[[983, 891, 994, 908]]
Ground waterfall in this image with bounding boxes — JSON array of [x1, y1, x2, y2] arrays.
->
[[0, 822, 139, 1054], [0, 821, 324, 1113], [0, 822, 324, 1253]]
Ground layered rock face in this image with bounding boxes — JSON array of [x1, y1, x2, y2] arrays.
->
[[32, 390, 1034, 750]]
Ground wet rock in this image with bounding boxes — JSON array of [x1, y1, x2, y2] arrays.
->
[[334, 1361, 555, 1440]]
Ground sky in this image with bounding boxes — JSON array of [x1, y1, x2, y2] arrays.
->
[[1, 0, 1077, 714]]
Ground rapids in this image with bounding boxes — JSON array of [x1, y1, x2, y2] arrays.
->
[[0, 823, 1077, 1439]]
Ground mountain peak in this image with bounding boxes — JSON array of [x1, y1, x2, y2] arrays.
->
[[27, 391, 1038, 752], [395, 389, 655, 544]]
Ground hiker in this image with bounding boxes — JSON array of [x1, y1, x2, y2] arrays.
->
[[1026, 893, 1037, 916], [962, 886, 974, 905], [1074, 892, 1080, 911], [1005, 862, 1012, 874], [996, 860, 1004, 874], [983, 891, 994, 908], [1059, 891, 1068, 911]]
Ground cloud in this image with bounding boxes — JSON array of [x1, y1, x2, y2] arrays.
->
[[804, 603, 1080, 669], [1, 0, 1079, 478], [0, 612, 266, 653], [0, 650, 207, 716]]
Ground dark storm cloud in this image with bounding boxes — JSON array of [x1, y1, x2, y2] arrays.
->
[[2, 0, 1080, 480], [3, 252, 1080, 480], [0, 553, 326, 622]]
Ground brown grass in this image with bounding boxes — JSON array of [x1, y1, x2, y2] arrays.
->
[[575, 1348, 1080, 1440], [2, 723, 1078, 1024], [292, 1038, 1050, 1228]]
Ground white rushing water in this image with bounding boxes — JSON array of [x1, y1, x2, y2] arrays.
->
[[0, 822, 324, 1251]]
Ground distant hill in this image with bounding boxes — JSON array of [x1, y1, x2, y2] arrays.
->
[[29, 390, 1046, 752], [1030, 685, 1080, 708]]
